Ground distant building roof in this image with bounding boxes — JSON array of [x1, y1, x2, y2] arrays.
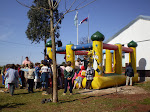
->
[[105, 15, 150, 43]]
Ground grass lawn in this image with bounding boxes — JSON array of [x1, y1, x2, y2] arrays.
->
[[0, 87, 131, 112], [1, 75, 150, 112]]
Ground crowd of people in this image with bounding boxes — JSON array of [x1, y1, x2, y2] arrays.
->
[[0, 55, 95, 96], [1, 54, 134, 96]]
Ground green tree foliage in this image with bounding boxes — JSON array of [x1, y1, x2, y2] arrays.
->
[[26, 0, 63, 43]]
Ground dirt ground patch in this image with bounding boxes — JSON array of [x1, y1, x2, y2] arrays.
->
[[78, 86, 150, 112]]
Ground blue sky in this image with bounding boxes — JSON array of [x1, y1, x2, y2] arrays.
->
[[0, 0, 150, 66]]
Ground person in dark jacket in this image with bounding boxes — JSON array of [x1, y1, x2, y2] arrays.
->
[[44, 55, 52, 67], [125, 63, 134, 86], [63, 61, 74, 95], [82, 56, 89, 70]]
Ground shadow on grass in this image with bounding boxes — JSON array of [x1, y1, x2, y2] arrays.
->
[[59, 92, 114, 104], [0, 103, 25, 110], [0, 86, 5, 88], [59, 96, 94, 104], [0, 84, 5, 88], [15, 93, 29, 95], [15, 90, 42, 95]]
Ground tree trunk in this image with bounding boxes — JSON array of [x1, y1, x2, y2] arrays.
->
[[44, 38, 47, 59], [50, 8, 58, 103]]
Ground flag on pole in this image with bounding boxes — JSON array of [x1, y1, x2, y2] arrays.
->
[[74, 11, 78, 27], [79, 17, 88, 25]]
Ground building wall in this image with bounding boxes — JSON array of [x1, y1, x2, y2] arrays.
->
[[107, 19, 150, 71]]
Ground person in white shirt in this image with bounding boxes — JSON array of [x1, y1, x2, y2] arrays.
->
[[40, 61, 51, 91]]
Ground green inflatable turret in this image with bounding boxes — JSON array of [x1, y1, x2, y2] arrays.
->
[[46, 40, 52, 47], [128, 40, 137, 47], [91, 31, 105, 41]]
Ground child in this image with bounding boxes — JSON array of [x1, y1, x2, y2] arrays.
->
[[24, 64, 29, 89], [13, 64, 21, 89], [1, 65, 5, 85], [34, 63, 41, 89], [40, 61, 50, 91], [4, 64, 10, 92], [85, 63, 94, 89], [72, 68, 78, 85], [27, 63, 35, 93], [125, 63, 134, 86], [73, 66, 86, 89], [21, 63, 35, 93], [5, 64, 19, 96], [63, 61, 74, 95], [16, 64, 23, 88], [20, 65, 25, 88], [60, 63, 66, 87], [57, 65, 63, 88], [75, 58, 82, 69]]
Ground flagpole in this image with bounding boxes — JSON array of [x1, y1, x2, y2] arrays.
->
[[77, 12, 78, 46], [88, 14, 89, 43], [77, 11, 79, 58]]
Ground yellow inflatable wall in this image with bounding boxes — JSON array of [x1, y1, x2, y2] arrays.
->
[[80, 73, 138, 89]]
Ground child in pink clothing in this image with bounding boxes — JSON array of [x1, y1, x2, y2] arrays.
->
[[73, 66, 86, 89], [72, 69, 78, 85]]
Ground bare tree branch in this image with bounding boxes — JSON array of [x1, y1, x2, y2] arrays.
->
[[16, 0, 32, 8], [69, 0, 96, 12], [53, 0, 96, 30], [65, 0, 67, 11], [75, 0, 87, 9], [68, 0, 77, 10], [53, 10, 68, 30], [53, 0, 59, 7], [51, 0, 54, 7], [53, 0, 61, 10], [53, 0, 78, 30], [16, 0, 50, 11], [48, 0, 52, 8]]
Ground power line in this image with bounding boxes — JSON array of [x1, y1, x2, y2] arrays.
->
[[0, 40, 44, 47], [136, 39, 150, 43], [124, 39, 150, 45]]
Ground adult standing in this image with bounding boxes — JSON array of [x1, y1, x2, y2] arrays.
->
[[125, 63, 134, 86], [44, 55, 52, 66], [75, 58, 82, 69], [82, 56, 89, 70], [5, 64, 19, 96], [22, 57, 31, 89], [22, 57, 32, 66]]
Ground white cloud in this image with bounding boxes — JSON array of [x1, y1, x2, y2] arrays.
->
[[0, 31, 13, 40], [0, 18, 14, 40]]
